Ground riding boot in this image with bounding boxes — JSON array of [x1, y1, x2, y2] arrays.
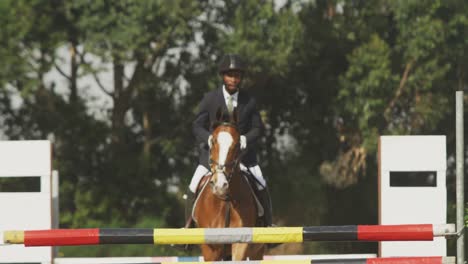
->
[[184, 191, 196, 228], [178, 191, 197, 252], [257, 188, 273, 227], [257, 188, 280, 249]]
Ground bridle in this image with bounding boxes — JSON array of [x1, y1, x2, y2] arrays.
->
[[209, 122, 242, 184], [207, 122, 244, 259], [209, 152, 241, 183]]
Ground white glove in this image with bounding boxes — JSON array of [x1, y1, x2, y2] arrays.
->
[[208, 135, 213, 148], [240, 135, 247, 150]]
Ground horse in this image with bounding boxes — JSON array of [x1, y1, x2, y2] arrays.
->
[[192, 108, 265, 261]]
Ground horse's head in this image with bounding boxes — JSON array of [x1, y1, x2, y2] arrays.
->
[[208, 108, 241, 198]]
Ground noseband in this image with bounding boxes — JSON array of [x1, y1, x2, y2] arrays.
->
[[209, 153, 241, 183]]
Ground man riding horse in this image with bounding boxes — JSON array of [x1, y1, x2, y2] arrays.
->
[[185, 53, 273, 228]]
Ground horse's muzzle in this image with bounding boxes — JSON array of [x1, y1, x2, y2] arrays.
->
[[212, 183, 229, 196], [211, 173, 229, 197]]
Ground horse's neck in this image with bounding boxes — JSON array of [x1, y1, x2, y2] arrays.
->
[[229, 166, 242, 187], [196, 168, 256, 228], [229, 168, 248, 198]]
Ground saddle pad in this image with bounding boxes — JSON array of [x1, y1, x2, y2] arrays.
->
[[191, 174, 264, 223], [192, 175, 211, 223], [243, 173, 264, 217]]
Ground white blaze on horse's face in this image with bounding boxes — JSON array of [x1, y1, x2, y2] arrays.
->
[[212, 131, 233, 196]]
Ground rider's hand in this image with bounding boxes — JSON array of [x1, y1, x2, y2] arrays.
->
[[240, 135, 247, 150], [208, 135, 213, 148]]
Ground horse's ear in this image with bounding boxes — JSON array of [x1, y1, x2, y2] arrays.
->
[[216, 107, 224, 122], [230, 107, 238, 124]]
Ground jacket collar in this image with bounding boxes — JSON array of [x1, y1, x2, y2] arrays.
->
[[218, 86, 245, 115]]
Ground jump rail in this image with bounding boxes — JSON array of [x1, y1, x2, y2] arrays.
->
[[2, 224, 455, 246], [52, 254, 378, 264], [54, 256, 456, 264]]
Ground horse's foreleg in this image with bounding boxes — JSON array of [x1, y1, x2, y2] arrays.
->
[[248, 244, 266, 260], [231, 243, 249, 260], [201, 244, 224, 261]]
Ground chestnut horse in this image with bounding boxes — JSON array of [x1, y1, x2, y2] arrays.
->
[[193, 110, 265, 261]]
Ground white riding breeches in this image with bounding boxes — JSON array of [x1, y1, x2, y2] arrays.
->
[[189, 164, 267, 193], [189, 165, 209, 193]]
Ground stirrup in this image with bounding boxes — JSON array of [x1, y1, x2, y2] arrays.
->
[[175, 217, 195, 252], [266, 242, 282, 249], [172, 242, 195, 252]]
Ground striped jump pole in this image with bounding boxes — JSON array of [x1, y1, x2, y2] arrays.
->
[[2, 224, 455, 246], [55, 257, 456, 264]]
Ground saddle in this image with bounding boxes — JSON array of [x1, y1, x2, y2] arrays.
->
[[191, 171, 264, 223]]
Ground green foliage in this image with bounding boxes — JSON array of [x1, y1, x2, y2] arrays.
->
[[66, 0, 199, 61], [339, 34, 394, 149], [58, 216, 182, 257], [220, 0, 302, 77]]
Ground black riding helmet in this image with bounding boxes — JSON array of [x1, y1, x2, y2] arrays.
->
[[218, 54, 246, 74]]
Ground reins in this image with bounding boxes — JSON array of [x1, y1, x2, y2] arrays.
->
[[208, 122, 243, 261], [222, 194, 231, 260], [208, 131, 241, 241], [208, 123, 243, 184], [209, 155, 242, 183]]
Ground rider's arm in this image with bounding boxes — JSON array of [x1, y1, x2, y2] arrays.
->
[[244, 98, 264, 145], [193, 94, 211, 145]]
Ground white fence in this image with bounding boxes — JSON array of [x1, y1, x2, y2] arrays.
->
[[0, 141, 53, 263]]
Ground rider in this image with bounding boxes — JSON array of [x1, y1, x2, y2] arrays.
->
[[185, 53, 273, 227]]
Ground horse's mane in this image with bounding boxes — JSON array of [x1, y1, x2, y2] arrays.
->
[[211, 120, 238, 130], [196, 106, 265, 260], [212, 107, 239, 131]]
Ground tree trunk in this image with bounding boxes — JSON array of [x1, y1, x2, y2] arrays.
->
[[111, 61, 127, 146], [69, 41, 78, 105]]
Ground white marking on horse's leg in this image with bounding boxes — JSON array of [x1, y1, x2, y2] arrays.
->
[[231, 243, 249, 260]]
